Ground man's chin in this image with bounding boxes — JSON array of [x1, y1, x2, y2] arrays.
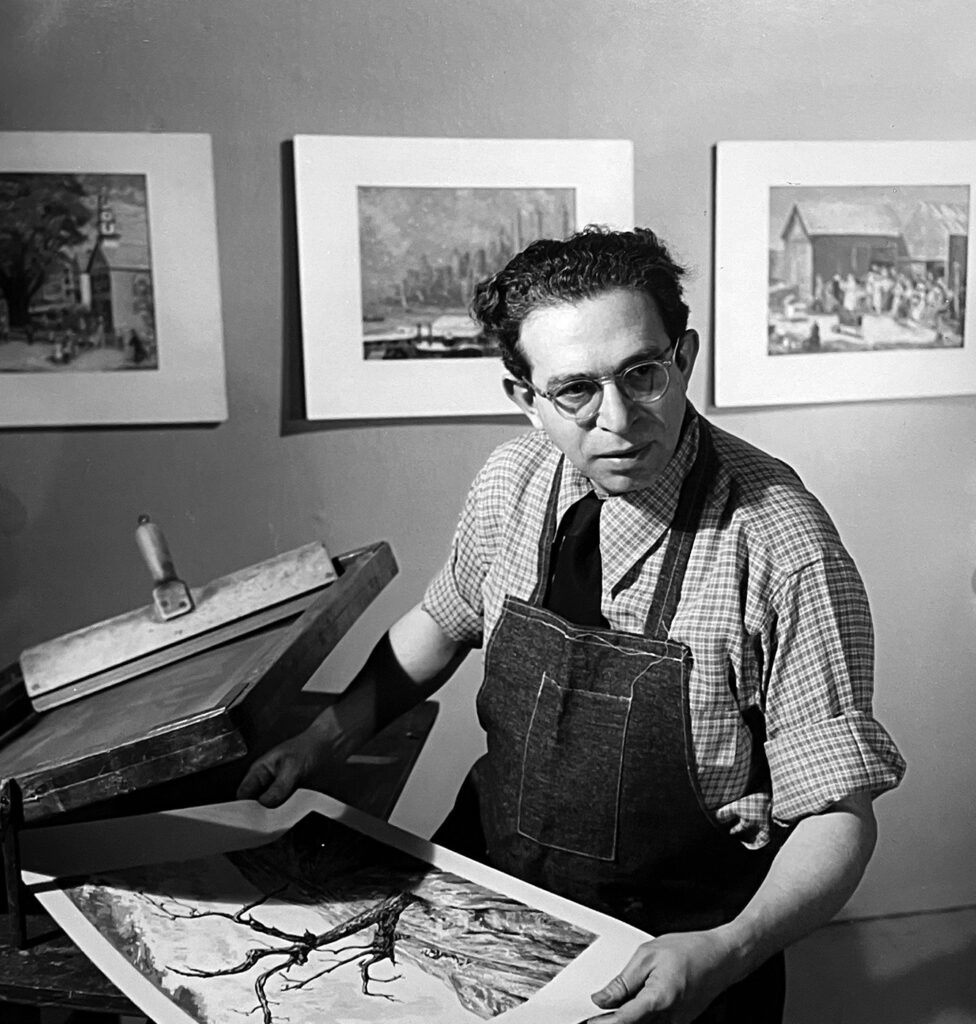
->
[[588, 465, 661, 496]]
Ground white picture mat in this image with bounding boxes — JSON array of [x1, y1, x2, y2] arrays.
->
[[294, 135, 634, 419], [714, 139, 976, 407], [23, 790, 651, 1024], [0, 132, 227, 425]]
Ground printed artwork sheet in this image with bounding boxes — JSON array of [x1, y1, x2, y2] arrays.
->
[[22, 791, 651, 1024]]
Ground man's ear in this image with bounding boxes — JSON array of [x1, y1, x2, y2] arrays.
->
[[675, 329, 700, 385], [502, 377, 543, 429]]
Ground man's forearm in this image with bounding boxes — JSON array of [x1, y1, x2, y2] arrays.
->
[[716, 790, 878, 979], [305, 603, 467, 763], [588, 791, 880, 1021]]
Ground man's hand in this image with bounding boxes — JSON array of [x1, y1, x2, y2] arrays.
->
[[588, 792, 879, 1022], [236, 606, 466, 809], [588, 930, 740, 1023], [236, 729, 329, 807]]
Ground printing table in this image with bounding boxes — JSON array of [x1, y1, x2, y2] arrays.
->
[[0, 542, 439, 1020]]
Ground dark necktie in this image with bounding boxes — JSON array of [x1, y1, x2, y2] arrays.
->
[[544, 491, 609, 628]]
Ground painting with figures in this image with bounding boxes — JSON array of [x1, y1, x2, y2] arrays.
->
[[767, 183, 968, 356], [715, 139, 976, 406]]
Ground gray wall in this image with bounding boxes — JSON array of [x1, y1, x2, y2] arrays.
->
[[1, 0, 974, 921]]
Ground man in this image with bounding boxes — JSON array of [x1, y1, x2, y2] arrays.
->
[[238, 227, 905, 1023]]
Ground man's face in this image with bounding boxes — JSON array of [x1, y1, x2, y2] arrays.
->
[[507, 288, 698, 495]]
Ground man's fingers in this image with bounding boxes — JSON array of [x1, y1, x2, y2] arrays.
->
[[236, 755, 299, 806], [591, 942, 666, 1016], [256, 762, 300, 808], [591, 972, 633, 1009], [235, 735, 314, 806], [236, 760, 274, 801]]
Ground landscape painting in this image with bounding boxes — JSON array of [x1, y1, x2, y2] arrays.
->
[[0, 172, 158, 373], [358, 186, 574, 360], [768, 184, 968, 356], [293, 135, 633, 417], [63, 811, 597, 1024]]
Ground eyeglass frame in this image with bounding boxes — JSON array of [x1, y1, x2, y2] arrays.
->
[[516, 343, 678, 423]]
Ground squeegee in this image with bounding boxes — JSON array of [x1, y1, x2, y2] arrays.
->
[[20, 518, 337, 712]]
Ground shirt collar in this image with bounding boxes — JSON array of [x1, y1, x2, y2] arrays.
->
[[555, 402, 702, 594]]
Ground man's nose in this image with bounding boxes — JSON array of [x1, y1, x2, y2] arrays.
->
[[594, 380, 637, 432]]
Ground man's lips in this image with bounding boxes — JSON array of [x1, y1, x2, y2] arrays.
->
[[594, 441, 652, 460]]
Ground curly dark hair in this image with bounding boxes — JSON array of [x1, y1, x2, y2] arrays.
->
[[471, 225, 690, 380]]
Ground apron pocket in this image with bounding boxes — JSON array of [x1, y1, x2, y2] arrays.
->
[[516, 672, 631, 861]]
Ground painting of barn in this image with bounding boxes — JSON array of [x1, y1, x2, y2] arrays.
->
[[901, 201, 969, 291], [779, 201, 910, 303], [768, 184, 968, 355]]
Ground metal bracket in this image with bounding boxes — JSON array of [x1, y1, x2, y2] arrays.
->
[[0, 777, 28, 947]]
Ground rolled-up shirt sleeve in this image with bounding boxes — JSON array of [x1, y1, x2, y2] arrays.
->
[[762, 550, 906, 824], [422, 468, 489, 648]]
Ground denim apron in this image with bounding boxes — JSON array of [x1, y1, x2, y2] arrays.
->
[[463, 420, 784, 1021]]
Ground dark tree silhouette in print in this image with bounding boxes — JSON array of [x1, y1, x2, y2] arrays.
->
[[0, 174, 92, 328], [142, 886, 424, 1024]]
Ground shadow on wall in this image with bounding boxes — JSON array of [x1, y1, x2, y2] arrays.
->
[[0, 444, 173, 666], [786, 913, 976, 1023], [0, 483, 29, 660]]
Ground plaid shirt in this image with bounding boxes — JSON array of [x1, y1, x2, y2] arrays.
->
[[423, 407, 906, 848]]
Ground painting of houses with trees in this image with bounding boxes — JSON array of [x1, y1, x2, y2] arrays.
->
[[767, 184, 968, 355], [0, 172, 158, 372]]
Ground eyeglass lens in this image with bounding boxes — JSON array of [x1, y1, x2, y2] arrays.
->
[[553, 360, 669, 418]]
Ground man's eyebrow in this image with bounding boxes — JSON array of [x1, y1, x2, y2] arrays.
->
[[543, 347, 671, 389], [543, 369, 595, 389]]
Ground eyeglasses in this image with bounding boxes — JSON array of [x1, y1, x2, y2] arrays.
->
[[519, 348, 676, 423]]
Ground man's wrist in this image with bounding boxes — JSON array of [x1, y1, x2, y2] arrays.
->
[[709, 918, 764, 987], [305, 706, 364, 765]]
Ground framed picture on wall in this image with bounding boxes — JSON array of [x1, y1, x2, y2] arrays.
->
[[0, 132, 227, 427], [293, 135, 634, 420], [714, 140, 976, 407]]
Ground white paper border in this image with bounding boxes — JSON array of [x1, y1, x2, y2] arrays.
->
[[23, 790, 651, 1024], [294, 135, 634, 419], [714, 139, 976, 407], [0, 132, 227, 426]]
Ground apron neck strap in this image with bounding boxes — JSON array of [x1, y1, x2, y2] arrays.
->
[[530, 454, 566, 606], [645, 415, 716, 641], [531, 414, 716, 637]]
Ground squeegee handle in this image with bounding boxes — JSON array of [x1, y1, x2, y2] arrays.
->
[[135, 515, 178, 585]]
